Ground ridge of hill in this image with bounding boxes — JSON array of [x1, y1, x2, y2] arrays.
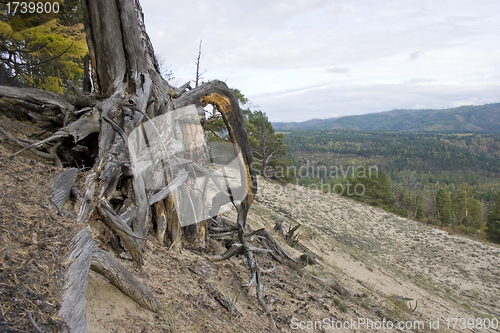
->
[[273, 103, 500, 133]]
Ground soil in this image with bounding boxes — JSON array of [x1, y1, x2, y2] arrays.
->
[[0, 143, 83, 332]]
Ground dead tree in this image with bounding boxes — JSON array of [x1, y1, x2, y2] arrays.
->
[[0, 0, 257, 330], [0, 1, 359, 330], [195, 39, 206, 88]]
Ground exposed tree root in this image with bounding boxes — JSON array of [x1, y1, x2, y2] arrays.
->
[[210, 216, 365, 329], [201, 280, 242, 318], [256, 268, 276, 328], [97, 199, 145, 265], [0, 125, 61, 164], [90, 248, 161, 312], [255, 228, 308, 270], [59, 227, 96, 333], [310, 275, 367, 298], [59, 227, 162, 333], [212, 243, 245, 261]]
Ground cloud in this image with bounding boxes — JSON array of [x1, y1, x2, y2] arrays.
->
[[326, 67, 351, 75], [403, 78, 436, 84], [408, 51, 425, 61], [251, 82, 500, 122], [139, 0, 500, 122]]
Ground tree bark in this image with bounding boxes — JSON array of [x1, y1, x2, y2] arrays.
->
[[1, 0, 263, 330]]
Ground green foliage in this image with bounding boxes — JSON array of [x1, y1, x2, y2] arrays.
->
[[246, 110, 291, 180], [205, 88, 291, 181], [435, 188, 452, 226], [346, 166, 396, 210], [283, 130, 500, 182], [225, 291, 241, 322], [283, 130, 500, 218], [231, 88, 249, 105], [486, 191, 500, 243], [158, 302, 177, 332], [395, 170, 423, 220], [451, 183, 483, 229], [284, 129, 494, 231], [0, 0, 87, 92]]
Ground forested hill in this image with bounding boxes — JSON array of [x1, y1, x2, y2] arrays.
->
[[273, 103, 500, 133]]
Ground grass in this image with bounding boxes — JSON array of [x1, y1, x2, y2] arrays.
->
[[330, 296, 348, 312], [360, 299, 370, 309], [226, 291, 241, 322], [302, 225, 320, 240], [185, 263, 196, 283], [157, 302, 177, 333]]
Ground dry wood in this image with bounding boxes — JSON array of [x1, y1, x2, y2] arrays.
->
[[212, 243, 244, 261], [0, 85, 75, 115], [208, 225, 238, 233], [59, 227, 96, 333], [50, 168, 78, 210], [0, 125, 57, 162], [273, 221, 284, 236], [286, 223, 301, 241], [256, 269, 276, 328], [255, 228, 306, 270], [201, 280, 242, 318], [217, 216, 239, 229], [310, 275, 367, 298], [148, 169, 188, 205], [90, 248, 161, 313], [97, 199, 144, 265], [0, 1, 301, 331], [166, 193, 182, 251], [26, 311, 48, 333], [153, 200, 168, 244]]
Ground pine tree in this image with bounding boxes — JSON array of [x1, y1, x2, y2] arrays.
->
[[435, 188, 452, 226], [247, 110, 289, 179], [486, 191, 500, 243], [452, 182, 482, 229], [203, 88, 291, 181], [400, 170, 421, 219], [348, 167, 396, 209], [0, 0, 87, 92]]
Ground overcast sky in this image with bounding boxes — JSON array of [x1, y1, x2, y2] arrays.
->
[[140, 0, 500, 122]]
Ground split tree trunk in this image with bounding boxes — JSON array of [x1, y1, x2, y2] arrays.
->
[[1, 0, 257, 331], [76, 0, 256, 250]]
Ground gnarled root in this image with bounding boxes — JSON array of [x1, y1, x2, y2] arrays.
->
[[90, 248, 161, 312], [59, 227, 161, 333]]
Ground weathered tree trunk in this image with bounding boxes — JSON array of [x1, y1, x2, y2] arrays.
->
[[1, 0, 257, 330]]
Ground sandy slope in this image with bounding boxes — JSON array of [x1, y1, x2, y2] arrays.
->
[[3, 133, 497, 332], [83, 177, 500, 332], [256, 178, 500, 327], [3, 118, 499, 333]]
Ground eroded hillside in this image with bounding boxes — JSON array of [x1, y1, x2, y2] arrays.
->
[[1, 138, 499, 332]]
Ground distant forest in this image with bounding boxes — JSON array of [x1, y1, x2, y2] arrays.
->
[[280, 129, 500, 240], [274, 103, 500, 133], [284, 130, 500, 188]]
